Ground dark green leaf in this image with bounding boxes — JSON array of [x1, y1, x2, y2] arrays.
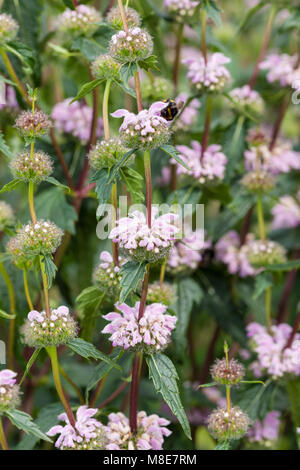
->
[[86, 351, 123, 398], [160, 144, 190, 171], [120, 167, 144, 204], [76, 286, 105, 341], [204, 0, 222, 27], [119, 62, 138, 84], [4, 409, 52, 443], [107, 149, 137, 184], [20, 348, 41, 386], [119, 261, 147, 303], [266, 260, 300, 272], [138, 55, 159, 72], [43, 255, 57, 289], [66, 338, 121, 370], [71, 78, 103, 103]]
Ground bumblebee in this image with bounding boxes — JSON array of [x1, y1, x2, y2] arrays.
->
[[160, 99, 183, 121]]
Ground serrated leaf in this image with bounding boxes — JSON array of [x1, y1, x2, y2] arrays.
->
[[114, 79, 136, 98], [138, 55, 159, 72], [253, 272, 272, 300], [146, 353, 191, 440], [204, 0, 222, 27], [91, 168, 114, 206], [0, 132, 14, 159], [20, 348, 41, 386], [0, 308, 15, 320], [160, 144, 190, 171], [42, 254, 57, 289], [119, 261, 147, 303], [0, 179, 22, 194], [66, 338, 121, 370], [4, 409, 52, 443], [86, 351, 123, 399], [71, 78, 103, 103], [107, 149, 137, 184], [43, 176, 70, 192], [119, 62, 138, 84], [120, 167, 144, 204]]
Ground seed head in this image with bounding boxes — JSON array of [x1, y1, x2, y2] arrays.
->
[[15, 110, 52, 141], [211, 358, 245, 385], [92, 251, 126, 298], [241, 170, 276, 193], [10, 151, 53, 183], [0, 13, 19, 43], [88, 137, 129, 170], [109, 27, 153, 63], [15, 220, 63, 256], [147, 281, 176, 306], [0, 201, 15, 231], [106, 7, 141, 30], [91, 54, 120, 81], [208, 406, 251, 441]]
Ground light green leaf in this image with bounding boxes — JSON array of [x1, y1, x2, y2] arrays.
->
[[198, 382, 218, 389], [266, 260, 300, 272], [107, 149, 137, 184], [44, 176, 70, 192], [0, 179, 22, 194], [42, 254, 57, 289], [71, 78, 103, 103], [0, 309, 15, 320], [4, 409, 52, 443], [204, 0, 222, 27], [253, 272, 273, 299], [0, 132, 14, 159]]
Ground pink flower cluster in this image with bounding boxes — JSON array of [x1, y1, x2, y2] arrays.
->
[[167, 228, 211, 272], [47, 406, 105, 450], [271, 192, 300, 230], [51, 98, 103, 143], [106, 411, 171, 450], [174, 141, 227, 184], [247, 322, 300, 378], [229, 85, 264, 113], [244, 141, 300, 175], [260, 53, 299, 88], [102, 302, 177, 352], [215, 231, 258, 277], [0, 369, 17, 387], [183, 53, 231, 92], [247, 411, 281, 444]]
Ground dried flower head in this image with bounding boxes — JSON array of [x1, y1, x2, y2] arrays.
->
[[208, 406, 251, 441], [21, 306, 78, 348], [93, 251, 125, 298], [0, 13, 19, 43], [106, 7, 141, 30], [0, 201, 15, 231], [47, 406, 107, 450], [109, 27, 153, 63], [245, 240, 287, 267], [88, 137, 129, 170], [58, 5, 102, 36], [10, 151, 53, 183], [241, 170, 276, 193], [164, 0, 199, 21], [146, 281, 176, 306], [183, 53, 231, 93], [0, 370, 20, 414], [109, 208, 179, 264], [91, 54, 120, 81], [15, 110, 52, 141], [102, 301, 177, 353], [111, 102, 171, 150], [15, 220, 63, 256], [211, 358, 245, 385], [141, 76, 174, 103], [229, 85, 264, 115], [106, 411, 172, 450]]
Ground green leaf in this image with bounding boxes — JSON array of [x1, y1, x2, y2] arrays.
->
[[71, 37, 105, 61], [0, 308, 15, 320], [63, 0, 75, 8], [160, 144, 191, 171], [43, 176, 70, 192], [107, 149, 137, 184], [119, 261, 147, 303], [4, 409, 52, 443], [42, 254, 57, 289], [119, 62, 138, 84], [266, 260, 300, 272], [71, 78, 103, 103], [215, 441, 230, 450], [86, 351, 124, 399], [138, 55, 159, 72], [20, 348, 41, 386], [238, 1, 265, 32], [146, 353, 191, 440], [0, 132, 14, 159], [76, 285, 105, 341], [35, 187, 78, 234], [204, 0, 222, 27], [114, 79, 136, 98], [66, 338, 121, 370], [286, 379, 300, 442], [91, 168, 114, 206], [120, 167, 144, 204], [0, 179, 22, 194], [198, 382, 218, 389], [253, 272, 273, 299]]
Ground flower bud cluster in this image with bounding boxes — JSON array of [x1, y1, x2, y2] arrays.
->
[[164, 0, 199, 21], [106, 7, 141, 30], [10, 151, 53, 183], [229, 85, 264, 115], [241, 170, 276, 193], [208, 406, 251, 441], [146, 281, 176, 306], [211, 358, 245, 385], [88, 137, 129, 170], [13, 220, 63, 256], [93, 251, 125, 298], [245, 240, 287, 267], [58, 5, 102, 36], [15, 111, 52, 141], [183, 53, 231, 93], [91, 54, 120, 81]]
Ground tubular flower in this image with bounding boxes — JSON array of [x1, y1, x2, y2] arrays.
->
[[58, 5, 102, 36], [47, 406, 107, 450], [167, 228, 211, 274], [208, 406, 251, 441], [111, 101, 171, 150], [146, 281, 177, 306], [215, 231, 259, 277], [109, 208, 179, 263], [102, 302, 177, 353], [0, 201, 15, 231], [0, 370, 20, 413], [109, 27, 153, 63], [259, 53, 299, 88], [106, 411, 172, 450], [10, 151, 53, 184], [183, 53, 231, 93], [93, 251, 126, 298]]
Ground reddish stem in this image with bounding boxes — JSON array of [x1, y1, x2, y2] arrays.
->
[[284, 312, 300, 350], [269, 95, 290, 151], [98, 380, 129, 409], [129, 354, 141, 434]]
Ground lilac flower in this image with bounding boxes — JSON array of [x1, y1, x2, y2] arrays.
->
[[106, 411, 172, 450], [183, 53, 231, 93], [52, 98, 103, 144], [247, 322, 300, 378], [247, 411, 281, 444], [244, 141, 300, 175], [167, 228, 211, 273], [0, 369, 20, 412], [102, 301, 177, 353], [93, 250, 126, 298], [47, 406, 106, 450], [0, 369, 17, 386], [111, 101, 171, 149], [173, 92, 201, 131], [109, 208, 179, 263], [271, 193, 300, 230], [229, 85, 264, 114], [174, 141, 227, 184], [215, 231, 258, 277], [164, 0, 199, 20], [0, 85, 18, 112], [259, 53, 298, 87]]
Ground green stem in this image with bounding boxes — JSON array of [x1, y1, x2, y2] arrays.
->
[[111, 182, 119, 266], [0, 261, 16, 369], [23, 269, 34, 311], [46, 346, 76, 427], [160, 258, 166, 287], [28, 181, 37, 224], [103, 79, 112, 140], [256, 194, 266, 241], [58, 364, 85, 405], [226, 385, 231, 414], [201, 9, 207, 64], [0, 46, 30, 105], [0, 417, 8, 450], [265, 286, 272, 331], [39, 256, 50, 317]]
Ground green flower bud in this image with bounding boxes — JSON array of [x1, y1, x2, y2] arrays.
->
[[91, 54, 120, 81], [106, 7, 141, 30], [88, 137, 130, 170]]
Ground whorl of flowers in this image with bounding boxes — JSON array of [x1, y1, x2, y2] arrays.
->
[[167, 228, 211, 274], [58, 5, 102, 36], [0, 370, 20, 413], [172, 92, 200, 131], [259, 53, 298, 88], [244, 141, 300, 175], [215, 231, 258, 277], [88, 137, 129, 170], [247, 411, 280, 445], [15, 110, 52, 140], [164, 0, 199, 21], [208, 406, 251, 441], [0, 13, 19, 43], [10, 151, 53, 184], [93, 251, 125, 298], [109, 27, 153, 63], [146, 281, 176, 306], [241, 170, 276, 193], [211, 358, 245, 385], [271, 193, 300, 230], [111, 102, 171, 150], [106, 7, 141, 30], [6, 235, 30, 268], [14, 220, 63, 256], [21, 306, 78, 348], [106, 411, 172, 450], [229, 85, 264, 115], [245, 239, 287, 268], [47, 406, 106, 450], [141, 76, 174, 103], [174, 141, 227, 184], [109, 208, 179, 263], [102, 301, 177, 353], [91, 54, 120, 81], [183, 53, 231, 93], [0, 201, 15, 231], [51, 98, 103, 144], [247, 322, 300, 378]]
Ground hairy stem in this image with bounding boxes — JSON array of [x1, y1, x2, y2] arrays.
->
[[134, 71, 143, 112], [28, 181, 37, 224], [144, 150, 152, 228], [0, 417, 8, 450], [0, 261, 16, 369]]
